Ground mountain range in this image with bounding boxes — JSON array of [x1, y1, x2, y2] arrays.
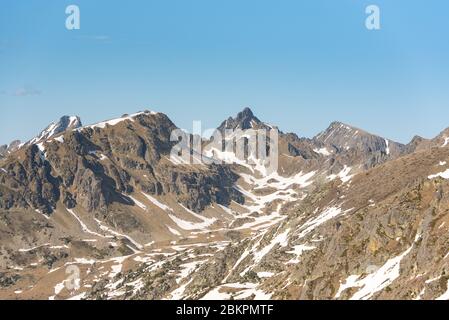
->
[[0, 107, 448, 300]]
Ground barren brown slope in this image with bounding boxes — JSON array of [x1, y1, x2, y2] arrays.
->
[[1, 108, 449, 300], [194, 142, 449, 300]]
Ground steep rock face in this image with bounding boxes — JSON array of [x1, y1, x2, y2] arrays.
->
[[314, 121, 404, 154], [0, 145, 60, 213], [157, 164, 244, 211], [279, 133, 321, 160], [313, 121, 406, 169], [2, 107, 449, 300], [0, 111, 244, 214]]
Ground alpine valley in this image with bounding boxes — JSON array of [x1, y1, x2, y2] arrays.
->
[[0, 107, 448, 300]]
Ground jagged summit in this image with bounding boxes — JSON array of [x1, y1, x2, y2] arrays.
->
[[0, 116, 82, 158], [29, 115, 82, 145], [239, 107, 255, 118], [217, 107, 266, 131], [216, 107, 281, 136]]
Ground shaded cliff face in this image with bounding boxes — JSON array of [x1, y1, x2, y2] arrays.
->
[[0, 111, 243, 215], [1, 107, 449, 301]]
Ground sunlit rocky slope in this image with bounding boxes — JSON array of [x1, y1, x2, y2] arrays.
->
[[0, 108, 448, 300]]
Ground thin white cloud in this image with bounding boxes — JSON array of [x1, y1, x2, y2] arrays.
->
[[12, 86, 42, 97]]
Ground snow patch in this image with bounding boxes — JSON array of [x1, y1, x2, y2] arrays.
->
[[19, 243, 51, 252], [167, 226, 181, 236], [35, 142, 47, 160], [314, 147, 331, 156], [129, 195, 147, 210], [108, 256, 129, 279], [428, 169, 449, 180], [49, 281, 67, 300], [84, 111, 158, 130], [142, 193, 171, 211], [94, 218, 143, 250], [296, 206, 349, 240], [168, 213, 213, 231], [335, 246, 413, 300], [67, 208, 110, 238], [286, 244, 316, 264], [176, 260, 204, 284], [327, 166, 353, 183], [252, 228, 290, 265], [54, 135, 64, 143], [257, 271, 274, 278], [442, 137, 449, 147]]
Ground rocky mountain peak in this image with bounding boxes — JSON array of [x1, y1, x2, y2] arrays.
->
[[29, 115, 82, 145], [2, 107, 449, 301], [403, 135, 431, 153], [318, 121, 360, 138], [217, 107, 265, 131], [0, 116, 82, 159], [238, 106, 255, 119], [410, 135, 425, 143], [315, 121, 404, 153]]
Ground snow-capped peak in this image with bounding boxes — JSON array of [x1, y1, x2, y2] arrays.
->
[[82, 110, 159, 130], [29, 115, 82, 145]]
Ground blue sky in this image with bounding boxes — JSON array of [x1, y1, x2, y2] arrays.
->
[[1, 0, 449, 144]]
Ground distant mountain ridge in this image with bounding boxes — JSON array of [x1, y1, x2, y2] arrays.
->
[[3, 108, 448, 161]]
